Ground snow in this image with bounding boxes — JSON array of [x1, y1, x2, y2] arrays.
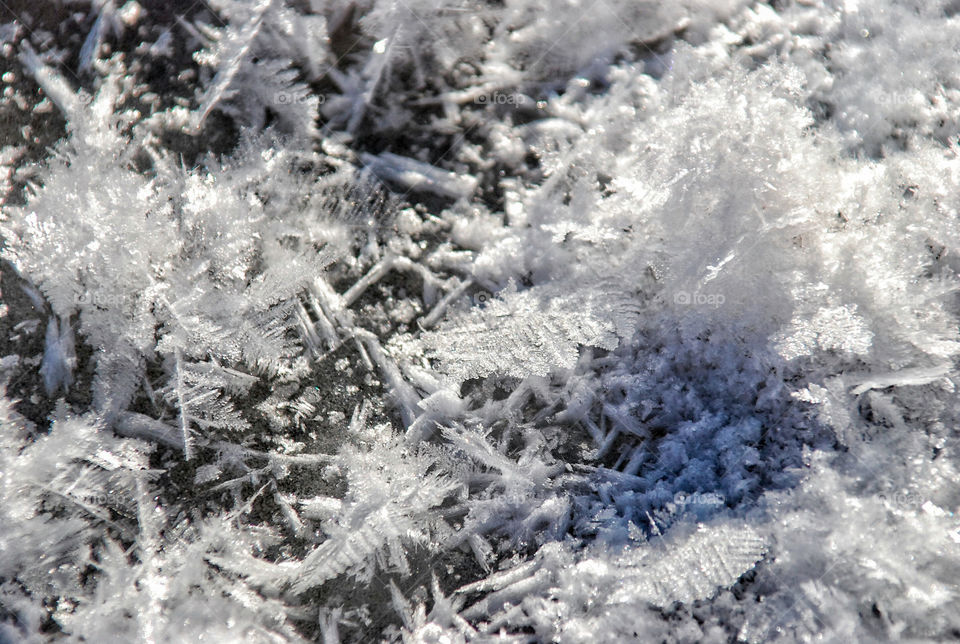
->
[[2, 0, 960, 642]]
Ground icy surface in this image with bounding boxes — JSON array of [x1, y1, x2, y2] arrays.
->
[[2, 1, 960, 642]]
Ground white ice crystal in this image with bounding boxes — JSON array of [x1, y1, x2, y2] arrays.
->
[[3, 0, 960, 642]]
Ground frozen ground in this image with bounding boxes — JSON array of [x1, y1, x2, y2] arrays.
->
[[2, 1, 960, 642]]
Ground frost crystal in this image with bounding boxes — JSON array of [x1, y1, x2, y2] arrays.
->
[[3, 1, 960, 642]]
